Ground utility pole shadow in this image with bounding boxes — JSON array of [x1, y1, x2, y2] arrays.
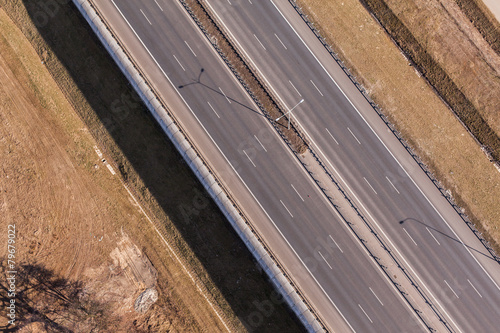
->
[[399, 218, 495, 261], [178, 68, 265, 118]]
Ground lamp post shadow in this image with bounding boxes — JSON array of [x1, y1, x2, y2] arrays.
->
[[399, 218, 495, 261], [178, 68, 265, 118]]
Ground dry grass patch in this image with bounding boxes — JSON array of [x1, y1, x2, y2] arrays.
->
[[296, 0, 500, 252], [358, 0, 500, 162], [0, 1, 304, 331], [382, 0, 500, 151], [0, 9, 201, 331], [454, 0, 500, 54]]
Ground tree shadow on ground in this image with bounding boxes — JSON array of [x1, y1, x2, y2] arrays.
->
[[0, 260, 112, 332]]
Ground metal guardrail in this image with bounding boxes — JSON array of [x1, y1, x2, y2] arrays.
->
[[288, 0, 499, 267], [191, 0, 453, 331], [85, 0, 326, 331], [179, 1, 328, 331]]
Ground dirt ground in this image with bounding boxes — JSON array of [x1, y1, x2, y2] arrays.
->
[[385, 0, 500, 147], [298, 0, 500, 253], [0, 7, 232, 332], [0, 2, 304, 331]]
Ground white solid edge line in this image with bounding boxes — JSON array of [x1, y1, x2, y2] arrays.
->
[[268, 0, 466, 332], [110, 2, 355, 331], [202, 1, 429, 331], [270, 0, 500, 296]]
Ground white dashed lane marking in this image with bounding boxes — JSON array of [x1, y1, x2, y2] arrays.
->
[[280, 200, 293, 218], [254, 34, 266, 50], [347, 127, 361, 144], [310, 79, 323, 96], [275, 33, 287, 49], [185, 40, 197, 57], [140, 9, 152, 25]]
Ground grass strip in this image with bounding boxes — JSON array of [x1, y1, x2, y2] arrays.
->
[[358, 0, 500, 164], [293, 0, 500, 256], [454, 0, 500, 55]]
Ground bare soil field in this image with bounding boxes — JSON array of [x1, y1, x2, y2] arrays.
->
[[0, 2, 303, 332], [0, 9, 198, 331], [297, 0, 500, 252]]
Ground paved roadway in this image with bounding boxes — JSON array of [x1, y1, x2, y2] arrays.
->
[[199, 1, 500, 332], [90, 0, 435, 331]]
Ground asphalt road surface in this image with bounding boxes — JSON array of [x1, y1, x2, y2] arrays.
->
[[92, 1, 427, 331], [89, 0, 500, 331], [198, 1, 500, 332]]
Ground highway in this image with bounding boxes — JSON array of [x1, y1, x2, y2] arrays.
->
[[87, 0, 434, 331], [197, 0, 500, 332]]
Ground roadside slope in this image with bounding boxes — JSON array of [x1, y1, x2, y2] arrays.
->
[[0, 4, 303, 332], [298, 0, 500, 253]]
